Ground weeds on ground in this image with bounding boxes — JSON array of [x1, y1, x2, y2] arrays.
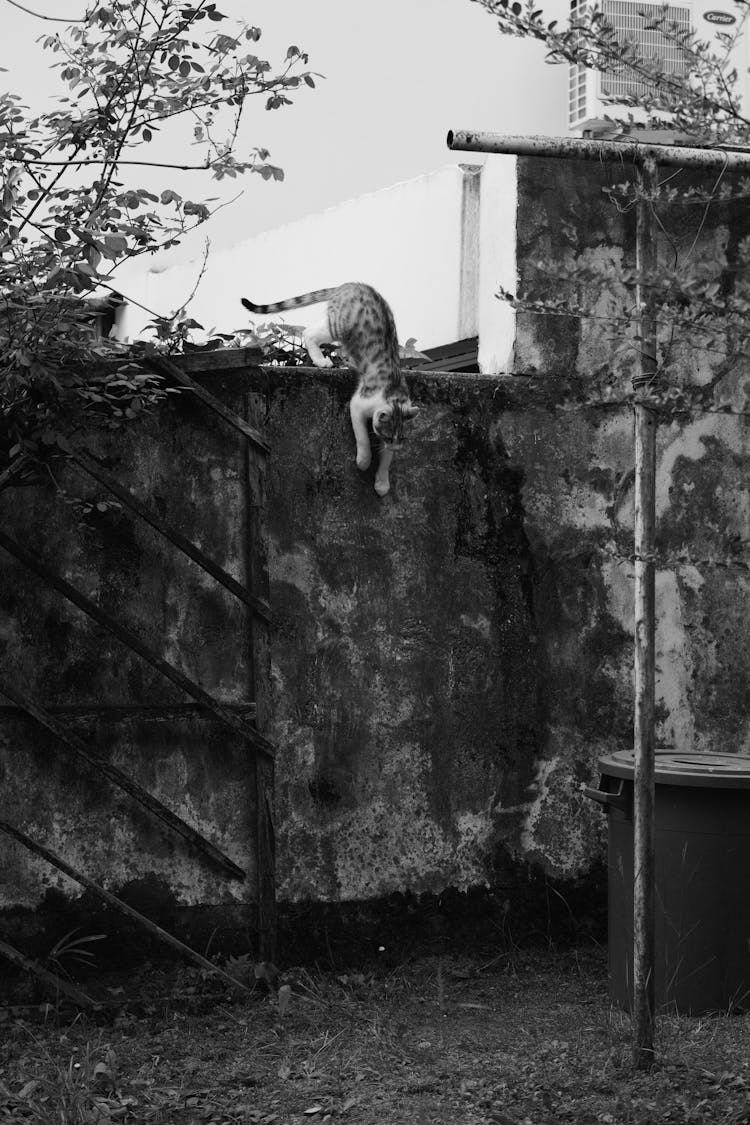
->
[[2, 949, 750, 1124]]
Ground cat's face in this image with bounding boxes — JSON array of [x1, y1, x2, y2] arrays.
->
[[373, 402, 419, 448]]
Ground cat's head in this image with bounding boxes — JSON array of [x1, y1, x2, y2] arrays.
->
[[373, 401, 419, 448]]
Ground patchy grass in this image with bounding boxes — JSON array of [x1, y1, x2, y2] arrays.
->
[[1, 948, 750, 1124]]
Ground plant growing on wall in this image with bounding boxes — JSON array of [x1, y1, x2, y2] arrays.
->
[[0, 0, 316, 468], [468, 0, 750, 412]]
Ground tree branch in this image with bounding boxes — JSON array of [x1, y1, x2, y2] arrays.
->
[[16, 156, 214, 169], [3, 0, 86, 20]]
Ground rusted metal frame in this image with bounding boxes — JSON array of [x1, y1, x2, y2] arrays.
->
[[0, 528, 275, 762], [148, 354, 271, 455], [632, 159, 658, 1070], [0, 702, 257, 720], [0, 820, 254, 998], [0, 936, 98, 1009], [447, 130, 750, 171], [70, 449, 271, 624], [0, 678, 246, 881]]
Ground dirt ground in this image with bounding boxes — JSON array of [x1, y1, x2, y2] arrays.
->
[[2, 946, 750, 1124]]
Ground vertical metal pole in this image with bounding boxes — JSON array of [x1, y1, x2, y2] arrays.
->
[[633, 158, 658, 1069]]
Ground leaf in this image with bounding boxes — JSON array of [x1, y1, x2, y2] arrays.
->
[[104, 234, 128, 253]]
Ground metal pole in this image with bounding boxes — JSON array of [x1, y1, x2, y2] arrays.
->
[[633, 159, 658, 1069], [446, 128, 670, 1069], [447, 129, 750, 171]]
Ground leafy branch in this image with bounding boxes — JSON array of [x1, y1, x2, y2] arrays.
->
[[469, 0, 750, 414], [0, 0, 316, 469]]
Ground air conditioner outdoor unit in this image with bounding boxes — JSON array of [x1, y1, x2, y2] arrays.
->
[[568, 0, 750, 136]]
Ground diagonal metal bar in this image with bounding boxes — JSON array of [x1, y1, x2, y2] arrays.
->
[[0, 678, 246, 881], [0, 529, 274, 761], [0, 936, 98, 1009], [72, 449, 271, 624], [0, 820, 255, 998], [149, 355, 271, 454], [0, 453, 32, 493]]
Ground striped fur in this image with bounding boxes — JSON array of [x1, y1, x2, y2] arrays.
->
[[241, 282, 418, 496], [241, 288, 337, 315]]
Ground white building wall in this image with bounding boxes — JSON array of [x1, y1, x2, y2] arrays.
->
[[477, 156, 517, 375], [118, 163, 517, 373]]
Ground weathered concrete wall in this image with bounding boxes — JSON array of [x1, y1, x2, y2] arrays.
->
[[260, 369, 541, 902], [5, 156, 750, 962], [511, 157, 750, 772], [0, 395, 262, 952], [259, 158, 750, 907]]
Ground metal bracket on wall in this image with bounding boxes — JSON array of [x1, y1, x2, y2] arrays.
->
[[0, 678, 246, 880], [0, 820, 255, 1000], [0, 528, 274, 762]]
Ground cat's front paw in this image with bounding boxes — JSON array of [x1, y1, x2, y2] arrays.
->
[[374, 478, 390, 497], [313, 356, 333, 369], [356, 451, 371, 471]]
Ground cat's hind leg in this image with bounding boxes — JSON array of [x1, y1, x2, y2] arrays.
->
[[303, 317, 334, 368]]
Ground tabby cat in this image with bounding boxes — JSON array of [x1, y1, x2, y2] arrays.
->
[[241, 282, 418, 496]]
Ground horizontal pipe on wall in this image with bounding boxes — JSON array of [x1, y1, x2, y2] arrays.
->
[[447, 130, 750, 171]]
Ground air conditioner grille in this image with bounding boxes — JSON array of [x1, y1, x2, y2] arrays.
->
[[569, 0, 592, 124], [600, 0, 691, 100]]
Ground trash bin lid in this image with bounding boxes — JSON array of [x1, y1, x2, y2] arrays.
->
[[599, 749, 750, 788]]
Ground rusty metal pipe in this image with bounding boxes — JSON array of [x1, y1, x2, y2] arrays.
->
[[447, 130, 750, 171]]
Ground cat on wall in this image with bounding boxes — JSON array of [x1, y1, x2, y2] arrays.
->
[[241, 282, 418, 497]]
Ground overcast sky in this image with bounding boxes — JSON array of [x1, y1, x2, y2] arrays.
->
[[3, 0, 567, 261]]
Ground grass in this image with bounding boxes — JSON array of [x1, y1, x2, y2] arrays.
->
[[1, 947, 750, 1124]]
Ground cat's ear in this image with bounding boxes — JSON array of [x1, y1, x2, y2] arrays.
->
[[402, 404, 419, 420]]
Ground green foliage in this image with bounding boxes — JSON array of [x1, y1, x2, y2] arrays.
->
[[471, 0, 750, 403], [0, 1, 315, 467], [45, 928, 107, 980], [16, 1040, 119, 1125], [472, 0, 750, 142]]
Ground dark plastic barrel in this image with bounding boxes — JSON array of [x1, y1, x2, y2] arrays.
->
[[587, 750, 750, 1014]]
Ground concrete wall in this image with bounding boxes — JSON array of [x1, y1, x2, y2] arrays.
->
[[259, 157, 750, 903], [4, 156, 750, 959], [0, 395, 263, 953], [511, 156, 750, 764]]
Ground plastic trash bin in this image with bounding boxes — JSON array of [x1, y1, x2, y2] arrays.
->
[[586, 749, 750, 1014]]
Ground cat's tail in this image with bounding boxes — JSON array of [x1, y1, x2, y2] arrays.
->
[[241, 287, 336, 315]]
